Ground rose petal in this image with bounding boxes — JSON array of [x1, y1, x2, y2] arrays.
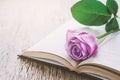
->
[[80, 33, 98, 54]]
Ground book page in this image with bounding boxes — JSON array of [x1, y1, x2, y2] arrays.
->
[[79, 31, 120, 71], [23, 19, 80, 68], [22, 19, 105, 69]]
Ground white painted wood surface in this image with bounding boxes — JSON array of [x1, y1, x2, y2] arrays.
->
[[0, 0, 102, 80]]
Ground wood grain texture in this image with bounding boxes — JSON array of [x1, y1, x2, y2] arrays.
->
[[0, 0, 101, 80]]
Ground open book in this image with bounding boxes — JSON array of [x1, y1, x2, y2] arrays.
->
[[19, 20, 120, 80]]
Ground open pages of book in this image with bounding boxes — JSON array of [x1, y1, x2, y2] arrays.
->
[[79, 31, 120, 71], [77, 31, 120, 80], [22, 20, 81, 70], [21, 19, 105, 70]]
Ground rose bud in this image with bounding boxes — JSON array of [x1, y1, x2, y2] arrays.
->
[[65, 30, 98, 61]]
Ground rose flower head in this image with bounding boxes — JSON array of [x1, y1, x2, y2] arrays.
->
[[65, 30, 98, 61]]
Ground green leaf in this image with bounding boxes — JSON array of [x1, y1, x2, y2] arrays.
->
[[106, 0, 118, 16], [105, 18, 119, 32], [71, 0, 111, 26]]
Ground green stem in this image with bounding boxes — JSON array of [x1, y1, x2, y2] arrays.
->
[[96, 31, 112, 39], [96, 29, 120, 39]]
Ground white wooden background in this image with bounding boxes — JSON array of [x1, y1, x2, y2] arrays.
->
[[0, 0, 113, 80]]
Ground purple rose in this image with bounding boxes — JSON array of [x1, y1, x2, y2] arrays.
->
[[65, 30, 98, 61]]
